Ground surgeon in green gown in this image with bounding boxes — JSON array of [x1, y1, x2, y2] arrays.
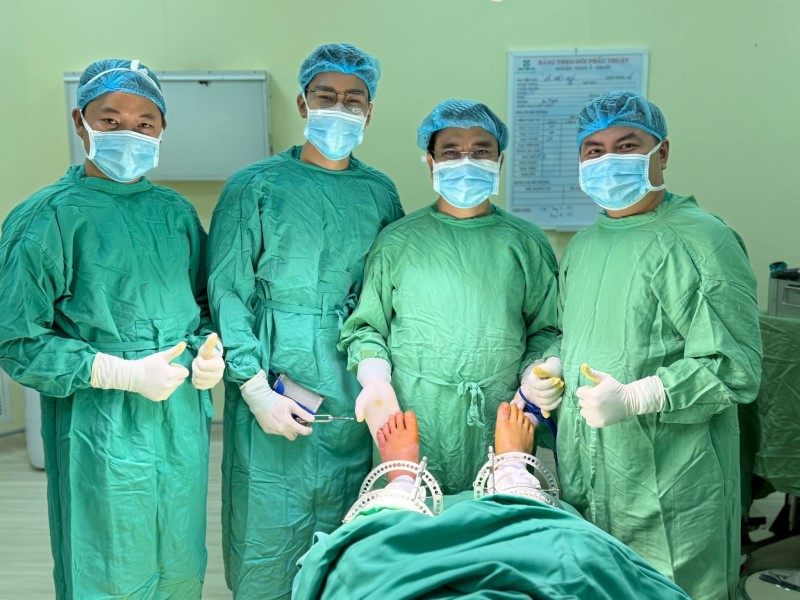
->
[[207, 44, 404, 599], [338, 99, 559, 495], [0, 59, 224, 599], [520, 92, 762, 600]]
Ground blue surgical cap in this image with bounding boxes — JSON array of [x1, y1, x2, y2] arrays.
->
[[576, 91, 667, 147], [77, 59, 166, 116], [417, 99, 509, 152], [298, 43, 381, 100]]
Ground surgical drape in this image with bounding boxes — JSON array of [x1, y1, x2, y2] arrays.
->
[[293, 495, 691, 600]]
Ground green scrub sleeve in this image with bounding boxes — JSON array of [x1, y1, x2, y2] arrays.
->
[[543, 264, 567, 362], [0, 236, 95, 396], [190, 215, 215, 338], [520, 244, 559, 375], [207, 180, 266, 385], [338, 240, 392, 372], [657, 274, 762, 424], [543, 336, 562, 363]]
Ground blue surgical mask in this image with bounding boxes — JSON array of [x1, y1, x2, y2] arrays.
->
[[81, 114, 161, 183], [303, 104, 367, 161], [432, 157, 500, 209], [578, 142, 665, 211]]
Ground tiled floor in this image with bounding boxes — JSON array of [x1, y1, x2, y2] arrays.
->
[[0, 427, 228, 599]]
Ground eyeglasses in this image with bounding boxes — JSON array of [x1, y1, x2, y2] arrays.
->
[[306, 86, 369, 114], [431, 149, 499, 162]]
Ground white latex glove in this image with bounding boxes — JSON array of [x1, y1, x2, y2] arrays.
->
[[91, 342, 189, 401], [356, 358, 400, 442], [520, 356, 564, 414], [192, 333, 225, 390], [511, 390, 542, 428], [239, 370, 314, 441], [576, 364, 665, 428]]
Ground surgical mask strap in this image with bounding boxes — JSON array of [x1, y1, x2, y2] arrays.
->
[[578, 140, 666, 210], [303, 94, 368, 123], [81, 112, 163, 140], [432, 156, 501, 175], [582, 141, 663, 169], [79, 112, 161, 182], [644, 142, 665, 191], [79, 113, 161, 161], [647, 141, 663, 158]]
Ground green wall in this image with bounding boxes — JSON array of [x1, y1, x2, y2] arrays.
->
[[1, 0, 798, 431]]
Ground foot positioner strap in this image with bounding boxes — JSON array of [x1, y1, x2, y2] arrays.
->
[[343, 458, 444, 523], [473, 449, 561, 508]]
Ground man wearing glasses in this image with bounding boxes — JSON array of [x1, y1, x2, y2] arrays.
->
[[339, 100, 559, 495], [207, 43, 404, 599]]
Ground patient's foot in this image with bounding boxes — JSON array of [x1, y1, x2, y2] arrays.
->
[[495, 402, 534, 455], [377, 411, 420, 482]]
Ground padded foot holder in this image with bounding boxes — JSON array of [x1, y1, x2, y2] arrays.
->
[[343, 458, 443, 523], [473, 449, 561, 509]]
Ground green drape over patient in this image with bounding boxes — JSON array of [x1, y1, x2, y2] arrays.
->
[[293, 495, 691, 600]]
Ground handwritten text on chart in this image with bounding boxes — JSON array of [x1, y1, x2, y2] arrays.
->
[[507, 50, 648, 229]]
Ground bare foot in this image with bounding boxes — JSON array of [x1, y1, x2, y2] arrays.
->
[[494, 402, 534, 455], [377, 411, 420, 482]]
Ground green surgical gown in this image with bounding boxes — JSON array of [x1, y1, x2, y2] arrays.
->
[[207, 147, 403, 600], [548, 194, 762, 600], [0, 165, 213, 599], [292, 495, 691, 600], [338, 204, 559, 494]]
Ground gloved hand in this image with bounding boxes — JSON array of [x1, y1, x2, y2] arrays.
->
[[356, 358, 400, 442], [520, 357, 564, 415], [239, 370, 314, 441], [576, 364, 665, 428], [91, 342, 190, 401], [192, 333, 225, 390], [511, 390, 542, 428]]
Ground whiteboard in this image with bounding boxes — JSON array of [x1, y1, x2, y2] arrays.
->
[[65, 71, 271, 181], [506, 49, 648, 230]]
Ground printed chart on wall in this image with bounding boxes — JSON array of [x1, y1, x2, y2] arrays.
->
[[506, 49, 648, 230]]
